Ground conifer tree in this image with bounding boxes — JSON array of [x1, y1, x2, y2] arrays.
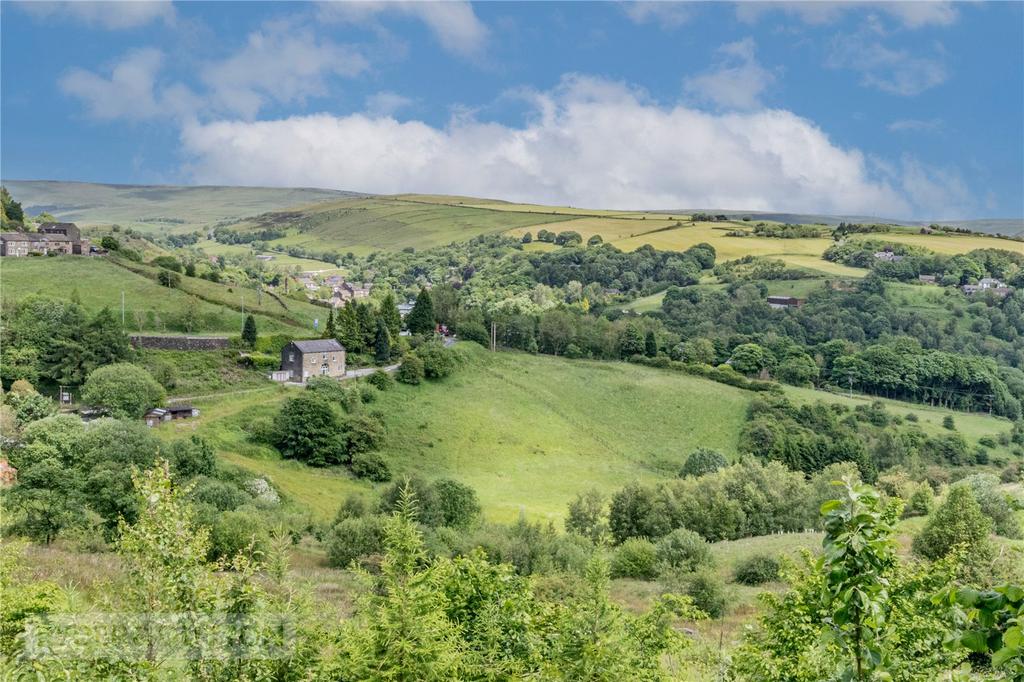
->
[[241, 314, 258, 348], [324, 308, 337, 339], [337, 303, 361, 351], [380, 291, 402, 340], [406, 288, 435, 336], [374, 317, 392, 365], [356, 302, 376, 350]]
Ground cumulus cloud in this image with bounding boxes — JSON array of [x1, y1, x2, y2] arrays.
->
[[736, 2, 958, 29], [201, 21, 369, 118], [683, 38, 776, 110], [59, 48, 166, 120], [17, 0, 175, 29], [318, 1, 488, 57], [176, 74, 970, 219], [59, 21, 368, 121], [621, 2, 692, 29], [828, 39, 947, 95]]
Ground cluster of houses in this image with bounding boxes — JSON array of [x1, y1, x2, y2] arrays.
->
[[962, 277, 1014, 298], [295, 272, 374, 308], [0, 222, 102, 257]]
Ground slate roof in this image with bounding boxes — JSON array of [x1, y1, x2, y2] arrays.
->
[[291, 339, 345, 353]]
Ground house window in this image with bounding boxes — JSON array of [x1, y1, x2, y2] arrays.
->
[[321, 363, 329, 375], [288, 353, 294, 362]]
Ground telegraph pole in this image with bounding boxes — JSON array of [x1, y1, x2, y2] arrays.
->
[[121, 291, 125, 327]]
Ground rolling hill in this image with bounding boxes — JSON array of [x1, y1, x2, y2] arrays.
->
[[2, 180, 362, 233]]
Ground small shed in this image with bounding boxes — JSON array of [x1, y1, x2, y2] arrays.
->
[[167, 405, 199, 419], [767, 296, 804, 309], [143, 408, 170, 427]]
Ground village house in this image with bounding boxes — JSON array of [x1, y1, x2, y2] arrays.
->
[[280, 339, 346, 382], [767, 295, 805, 309], [873, 249, 904, 262], [0, 222, 92, 256], [918, 274, 937, 284], [397, 302, 415, 318]]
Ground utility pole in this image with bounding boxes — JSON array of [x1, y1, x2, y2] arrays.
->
[[848, 373, 854, 399], [121, 291, 125, 327], [490, 321, 496, 352]]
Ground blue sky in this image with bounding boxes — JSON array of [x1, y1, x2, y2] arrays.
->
[[2, 1, 1022, 219]]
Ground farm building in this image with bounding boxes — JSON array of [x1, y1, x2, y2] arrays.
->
[[767, 296, 805, 309], [0, 222, 91, 256], [280, 339, 346, 382], [143, 404, 199, 427]]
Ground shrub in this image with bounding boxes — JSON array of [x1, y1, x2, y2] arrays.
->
[[1000, 461, 1023, 483], [912, 486, 992, 564], [978, 436, 997, 449], [943, 415, 956, 430], [272, 393, 345, 466], [350, 451, 391, 482], [190, 477, 248, 512], [417, 342, 457, 379], [679, 448, 727, 478], [681, 570, 727, 618], [954, 474, 1021, 538], [81, 363, 165, 419], [343, 413, 386, 456], [610, 538, 658, 580], [366, 369, 395, 391], [734, 554, 780, 585], [904, 484, 935, 517], [431, 479, 481, 528], [167, 436, 216, 479], [397, 354, 425, 385], [208, 509, 269, 561], [326, 516, 386, 568], [655, 528, 713, 574]]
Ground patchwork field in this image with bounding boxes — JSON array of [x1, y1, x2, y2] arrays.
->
[[238, 197, 575, 255], [0, 256, 321, 334], [848, 231, 1024, 256]]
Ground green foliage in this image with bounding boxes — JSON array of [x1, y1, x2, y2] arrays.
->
[[150, 255, 182, 272], [655, 527, 714, 574], [167, 435, 216, 479], [241, 313, 258, 347], [406, 287, 436, 335], [272, 392, 345, 466], [209, 508, 270, 561], [81, 363, 165, 419], [954, 473, 1022, 538], [350, 450, 392, 482], [618, 322, 645, 358], [912, 485, 993, 566], [366, 368, 396, 391], [430, 478, 481, 529], [729, 343, 773, 375], [679, 447, 727, 478], [950, 583, 1024, 677], [417, 341, 457, 379], [565, 488, 608, 544], [734, 554, 781, 585], [610, 537, 658, 580], [679, 570, 727, 618], [943, 415, 956, 430], [373, 316, 392, 364], [397, 353, 425, 384], [819, 479, 898, 680], [327, 515, 386, 568]]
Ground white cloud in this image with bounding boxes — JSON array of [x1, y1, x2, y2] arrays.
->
[[318, 1, 488, 57], [17, 1, 175, 29], [621, 2, 692, 29], [59, 48, 166, 120], [828, 39, 947, 95], [201, 21, 369, 118], [735, 2, 958, 30], [365, 91, 415, 116], [895, 155, 971, 218], [887, 118, 943, 133], [683, 38, 776, 110], [177, 74, 969, 219]]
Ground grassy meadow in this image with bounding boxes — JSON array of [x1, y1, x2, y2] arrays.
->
[[0, 256, 321, 334]]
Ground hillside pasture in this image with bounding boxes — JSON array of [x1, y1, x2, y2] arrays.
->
[[848, 231, 1024, 256], [0, 256, 320, 334]]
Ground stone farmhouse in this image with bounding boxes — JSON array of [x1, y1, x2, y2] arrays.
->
[[0, 222, 92, 256], [280, 339, 346, 382]]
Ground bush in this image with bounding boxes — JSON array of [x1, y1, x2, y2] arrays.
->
[[682, 570, 727, 618], [366, 370, 395, 391], [209, 509, 269, 561], [350, 451, 391, 482], [610, 538, 658, 580], [943, 415, 956, 430], [343, 413, 386, 456], [81, 363, 165, 419], [397, 354, 425, 385], [904, 484, 935, 517], [431, 479, 481, 528], [326, 516, 386, 568], [1001, 461, 1023, 483], [190, 477, 248, 512], [655, 528, 713, 574], [679, 448, 727, 478], [167, 436, 216, 479], [417, 343, 457, 379], [272, 393, 345, 466], [733, 554, 780, 585], [978, 436, 997, 449], [912, 486, 992, 563]]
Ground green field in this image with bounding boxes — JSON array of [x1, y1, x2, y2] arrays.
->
[[156, 345, 752, 522], [0, 256, 322, 334], [235, 197, 575, 255], [195, 239, 342, 271]]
